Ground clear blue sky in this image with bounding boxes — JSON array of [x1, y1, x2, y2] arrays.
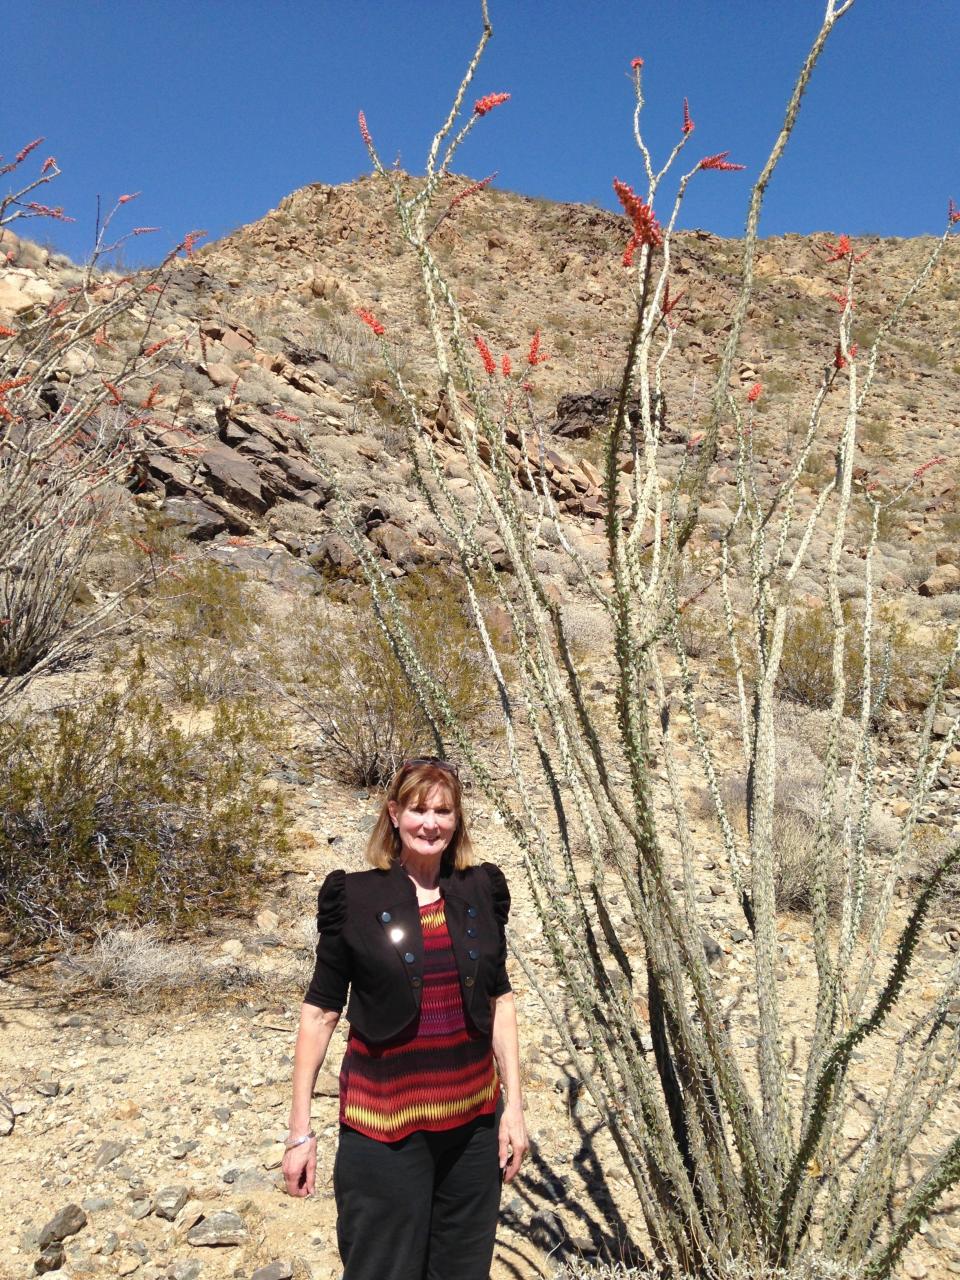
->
[[4, 1, 958, 265]]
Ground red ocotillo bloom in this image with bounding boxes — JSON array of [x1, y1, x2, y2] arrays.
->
[[613, 178, 663, 264], [682, 98, 695, 135], [699, 152, 745, 172], [0, 325, 18, 338], [25, 202, 75, 221], [914, 456, 946, 481], [630, 57, 644, 70], [474, 92, 510, 117], [473, 334, 497, 375], [527, 330, 550, 367], [501, 354, 512, 378], [661, 281, 685, 317], [101, 379, 123, 405], [181, 229, 207, 257], [747, 382, 762, 403], [448, 171, 497, 213], [949, 199, 960, 225], [357, 307, 385, 336], [358, 111, 373, 148], [117, 192, 141, 205]]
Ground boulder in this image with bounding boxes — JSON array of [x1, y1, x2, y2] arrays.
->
[[38, 1205, 87, 1248], [919, 564, 960, 597], [370, 521, 423, 569], [186, 1210, 247, 1248], [161, 496, 229, 541], [201, 444, 270, 512]]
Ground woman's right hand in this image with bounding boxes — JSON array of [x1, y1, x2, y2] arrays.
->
[[282, 1137, 317, 1197]]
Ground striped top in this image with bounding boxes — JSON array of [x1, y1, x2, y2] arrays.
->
[[339, 899, 499, 1142]]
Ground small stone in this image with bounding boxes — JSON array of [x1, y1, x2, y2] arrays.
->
[[701, 931, 724, 965], [35, 1080, 61, 1098], [186, 1210, 247, 1247], [220, 939, 244, 958], [93, 1140, 126, 1170], [81, 1197, 113, 1213], [528, 1210, 565, 1251], [116, 1099, 141, 1120], [38, 1205, 87, 1248], [256, 909, 280, 933], [169, 1261, 202, 1280], [154, 1186, 189, 1221], [174, 1200, 205, 1234], [101, 1233, 119, 1257], [34, 1243, 65, 1274], [117, 1256, 141, 1276], [252, 1262, 294, 1280], [129, 1200, 153, 1221]]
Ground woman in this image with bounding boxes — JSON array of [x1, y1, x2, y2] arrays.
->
[[282, 758, 527, 1280]]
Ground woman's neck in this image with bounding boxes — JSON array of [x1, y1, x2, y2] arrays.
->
[[400, 853, 441, 894]]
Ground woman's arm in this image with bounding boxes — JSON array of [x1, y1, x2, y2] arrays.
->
[[282, 1002, 341, 1197], [491, 992, 528, 1183]]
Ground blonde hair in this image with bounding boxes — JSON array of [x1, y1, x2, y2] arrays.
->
[[366, 762, 473, 871]]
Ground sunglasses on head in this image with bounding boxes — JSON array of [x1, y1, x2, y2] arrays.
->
[[400, 756, 460, 777]]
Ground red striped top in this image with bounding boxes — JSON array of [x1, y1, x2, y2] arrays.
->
[[339, 899, 499, 1142]]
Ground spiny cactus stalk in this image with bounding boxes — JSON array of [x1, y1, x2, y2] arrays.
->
[[0, 145, 192, 718], [307, 3, 960, 1274]]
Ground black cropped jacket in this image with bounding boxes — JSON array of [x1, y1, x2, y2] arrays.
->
[[303, 859, 512, 1044]]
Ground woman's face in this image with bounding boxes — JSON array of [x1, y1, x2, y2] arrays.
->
[[389, 784, 458, 862]]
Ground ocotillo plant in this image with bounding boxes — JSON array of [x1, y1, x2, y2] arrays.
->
[[310, 3, 960, 1275], [0, 142, 197, 718]]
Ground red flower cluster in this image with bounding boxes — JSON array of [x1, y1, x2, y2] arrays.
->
[[661, 280, 685, 317], [474, 334, 497, 375], [682, 98, 695, 135], [949, 199, 960, 225], [449, 171, 497, 212], [528, 330, 549, 366], [824, 234, 852, 262], [830, 292, 852, 311], [101, 378, 123, 405], [630, 57, 644, 70], [699, 152, 745, 172], [501, 354, 512, 378], [833, 342, 858, 369], [747, 382, 762, 403], [181, 229, 207, 258], [41, 155, 56, 174], [143, 336, 175, 357], [25, 202, 75, 222], [0, 137, 44, 176], [117, 192, 140, 205], [273, 410, 301, 423], [474, 92, 510, 117], [914, 455, 946, 480], [140, 384, 160, 410], [358, 111, 372, 148], [613, 178, 663, 264], [357, 307, 385, 336], [0, 324, 18, 338]]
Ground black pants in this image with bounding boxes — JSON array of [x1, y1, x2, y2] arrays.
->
[[333, 1114, 501, 1280]]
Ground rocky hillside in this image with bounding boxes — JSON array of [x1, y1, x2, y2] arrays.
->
[[2, 178, 960, 1280]]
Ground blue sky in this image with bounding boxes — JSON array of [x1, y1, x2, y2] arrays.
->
[[4, 1, 958, 265]]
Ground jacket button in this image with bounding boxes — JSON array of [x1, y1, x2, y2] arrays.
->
[[411, 976, 422, 988], [404, 952, 415, 964], [468, 948, 479, 961], [464, 975, 475, 987], [467, 906, 478, 918], [466, 927, 477, 938], [380, 911, 392, 923]]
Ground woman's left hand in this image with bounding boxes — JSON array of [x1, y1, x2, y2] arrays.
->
[[498, 1103, 528, 1183]]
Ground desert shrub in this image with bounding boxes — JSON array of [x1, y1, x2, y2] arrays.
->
[[719, 602, 908, 718], [139, 558, 257, 704], [773, 813, 843, 918], [0, 679, 287, 941], [265, 568, 496, 786]]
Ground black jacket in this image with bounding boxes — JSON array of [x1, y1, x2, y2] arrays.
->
[[303, 859, 511, 1044]]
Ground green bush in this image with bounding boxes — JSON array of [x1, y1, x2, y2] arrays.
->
[[0, 679, 286, 941], [266, 568, 498, 786], [139, 557, 256, 705]]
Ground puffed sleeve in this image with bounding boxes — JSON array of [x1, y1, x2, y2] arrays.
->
[[303, 869, 350, 1011], [482, 862, 512, 997]]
